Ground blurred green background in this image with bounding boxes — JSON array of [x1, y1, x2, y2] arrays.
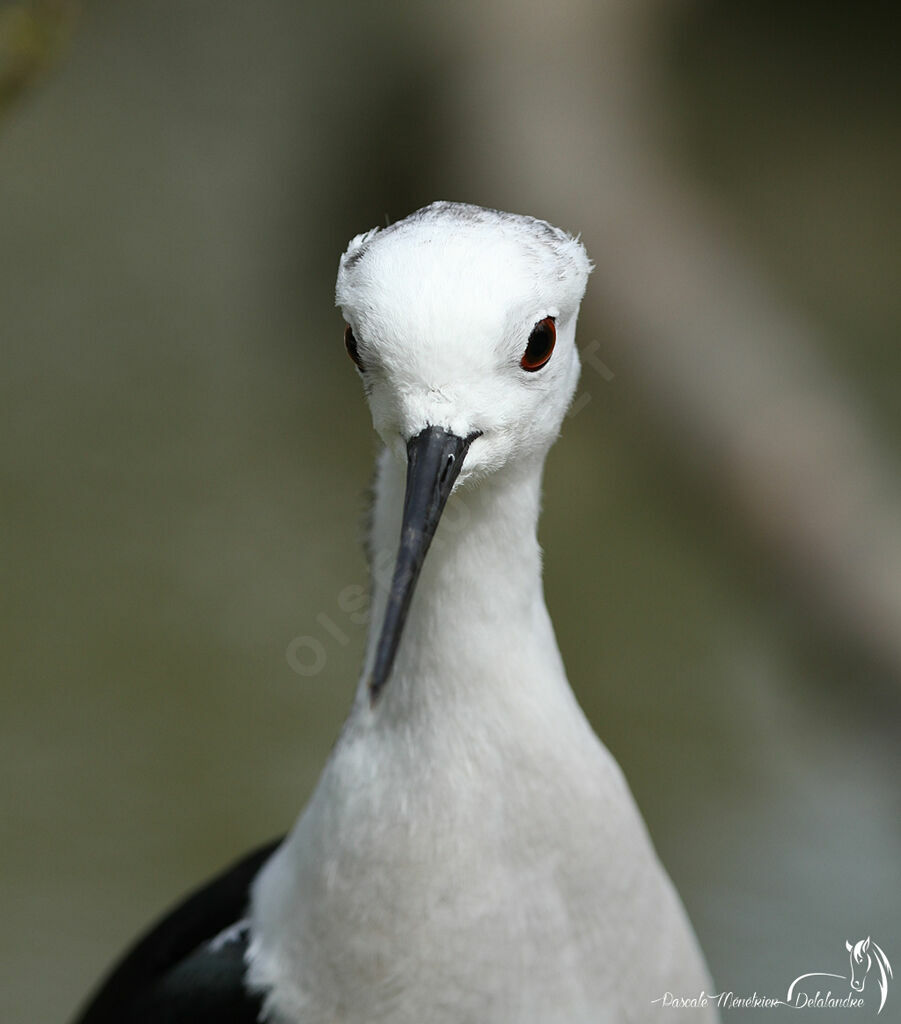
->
[[1, 2, 899, 1021]]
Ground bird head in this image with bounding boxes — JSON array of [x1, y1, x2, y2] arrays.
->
[[335, 201, 592, 698]]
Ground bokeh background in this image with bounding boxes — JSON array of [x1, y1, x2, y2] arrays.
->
[[2, 2, 900, 1021]]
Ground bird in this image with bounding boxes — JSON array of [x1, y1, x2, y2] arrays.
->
[[73, 201, 717, 1023]]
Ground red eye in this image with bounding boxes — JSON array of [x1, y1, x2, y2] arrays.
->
[[344, 324, 364, 370], [520, 316, 556, 371]]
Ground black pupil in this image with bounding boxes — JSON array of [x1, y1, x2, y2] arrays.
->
[[526, 323, 552, 362], [345, 326, 362, 367]]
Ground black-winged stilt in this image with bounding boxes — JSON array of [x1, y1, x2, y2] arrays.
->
[[73, 202, 716, 1023]]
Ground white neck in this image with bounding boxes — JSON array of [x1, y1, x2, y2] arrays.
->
[[249, 447, 715, 1024], [351, 447, 575, 731]]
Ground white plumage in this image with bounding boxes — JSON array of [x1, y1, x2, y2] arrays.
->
[[248, 202, 716, 1023]]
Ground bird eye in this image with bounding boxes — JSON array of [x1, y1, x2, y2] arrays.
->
[[344, 324, 365, 371], [520, 316, 556, 371]]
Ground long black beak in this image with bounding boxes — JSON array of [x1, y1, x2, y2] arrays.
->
[[368, 425, 479, 702]]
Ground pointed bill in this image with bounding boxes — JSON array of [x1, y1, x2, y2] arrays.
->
[[368, 426, 478, 702]]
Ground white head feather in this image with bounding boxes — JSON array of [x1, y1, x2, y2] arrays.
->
[[335, 201, 592, 482]]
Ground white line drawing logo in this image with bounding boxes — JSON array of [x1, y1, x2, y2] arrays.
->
[[651, 936, 893, 1013], [786, 937, 893, 1015]]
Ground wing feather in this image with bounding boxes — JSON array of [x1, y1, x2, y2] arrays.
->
[[72, 838, 282, 1024]]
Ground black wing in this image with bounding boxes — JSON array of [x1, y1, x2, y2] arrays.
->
[[72, 838, 283, 1024]]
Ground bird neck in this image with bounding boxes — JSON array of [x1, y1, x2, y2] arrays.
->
[[355, 447, 570, 723]]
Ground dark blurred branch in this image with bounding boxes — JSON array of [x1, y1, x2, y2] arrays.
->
[[436, 0, 901, 682], [0, 0, 77, 120]]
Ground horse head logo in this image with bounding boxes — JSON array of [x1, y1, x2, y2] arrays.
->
[[787, 937, 893, 1014], [845, 937, 893, 1012], [847, 937, 872, 992]]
